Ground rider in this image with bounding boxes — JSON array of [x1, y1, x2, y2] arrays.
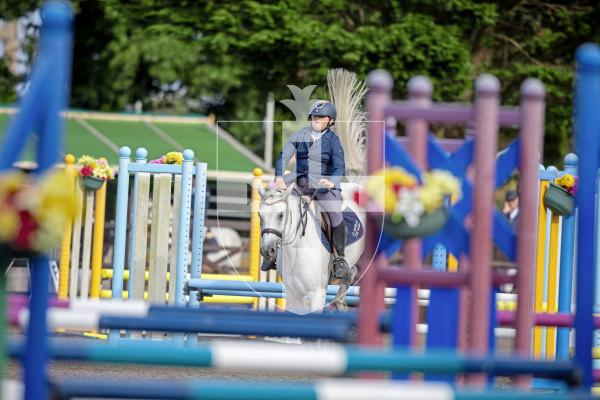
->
[[261, 100, 352, 281]]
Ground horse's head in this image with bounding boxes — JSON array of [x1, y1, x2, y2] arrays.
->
[[259, 186, 294, 260]]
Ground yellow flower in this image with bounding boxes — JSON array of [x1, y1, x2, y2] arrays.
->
[[366, 167, 460, 217], [560, 174, 575, 189], [33, 171, 77, 249], [0, 207, 20, 241], [93, 163, 115, 180], [419, 185, 445, 213], [0, 171, 27, 197], [424, 170, 461, 197], [165, 151, 184, 165], [384, 168, 417, 188], [77, 155, 97, 169]]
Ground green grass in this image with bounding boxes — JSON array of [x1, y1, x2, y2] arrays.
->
[[0, 113, 259, 171], [65, 119, 119, 162], [87, 120, 172, 161], [154, 122, 257, 172], [0, 114, 38, 161]]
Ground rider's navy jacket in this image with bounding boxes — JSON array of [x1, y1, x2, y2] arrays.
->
[[275, 126, 345, 189]]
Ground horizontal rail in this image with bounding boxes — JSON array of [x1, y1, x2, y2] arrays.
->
[[381, 268, 515, 287], [497, 311, 600, 328], [385, 102, 521, 127]]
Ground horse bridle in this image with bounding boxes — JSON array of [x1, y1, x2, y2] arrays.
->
[[260, 186, 317, 246], [260, 196, 293, 245]]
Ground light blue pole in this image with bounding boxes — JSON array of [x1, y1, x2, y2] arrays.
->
[[574, 43, 600, 389], [175, 149, 195, 307], [189, 162, 207, 308], [127, 148, 147, 297], [557, 154, 578, 359], [176, 150, 194, 344], [110, 146, 131, 343]]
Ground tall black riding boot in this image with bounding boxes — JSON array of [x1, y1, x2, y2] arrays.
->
[[331, 222, 351, 281]]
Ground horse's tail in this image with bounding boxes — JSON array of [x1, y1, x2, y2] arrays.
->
[[327, 69, 368, 184]]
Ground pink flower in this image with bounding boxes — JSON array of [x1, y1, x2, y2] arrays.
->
[[80, 165, 93, 177], [149, 156, 166, 164]]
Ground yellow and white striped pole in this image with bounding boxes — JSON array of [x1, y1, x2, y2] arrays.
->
[[249, 168, 263, 282], [58, 154, 76, 300], [90, 180, 107, 299], [533, 181, 549, 357]]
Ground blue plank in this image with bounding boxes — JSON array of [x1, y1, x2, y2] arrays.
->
[[495, 139, 519, 188]]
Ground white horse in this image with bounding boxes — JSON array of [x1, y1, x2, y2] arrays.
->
[[259, 184, 365, 314]]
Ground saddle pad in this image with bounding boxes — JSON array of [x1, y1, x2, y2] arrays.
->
[[319, 207, 364, 253]]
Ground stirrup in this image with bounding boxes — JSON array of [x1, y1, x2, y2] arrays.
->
[[261, 258, 277, 272], [333, 256, 351, 280]]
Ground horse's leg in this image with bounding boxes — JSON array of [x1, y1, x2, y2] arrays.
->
[[306, 288, 327, 314], [332, 264, 357, 311], [285, 290, 308, 315]]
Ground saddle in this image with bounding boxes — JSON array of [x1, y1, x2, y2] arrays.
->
[[297, 193, 364, 253]]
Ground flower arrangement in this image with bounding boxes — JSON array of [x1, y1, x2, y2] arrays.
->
[[149, 151, 184, 165], [553, 173, 577, 195], [78, 155, 115, 181], [0, 170, 76, 255], [356, 167, 461, 239], [544, 173, 577, 216]]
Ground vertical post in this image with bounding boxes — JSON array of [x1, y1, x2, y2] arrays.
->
[[265, 93, 275, 168], [533, 177, 549, 357], [190, 162, 208, 308], [58, 154, 76, 300], [557, 155, 578, 359], [0, 261, 4, 392], [574, 43, 600, 389], [175, 150, 195, 307], [127, 148, 147, 296], [358, 70, 392, 347], [89, 179, 107, 299], [396, 76, 432, 347], [109, 146, 131, 342], [540, 167, 558, 359], [25, 4, 73, 400], [249, 168, 263, 283], [467, 75, 500, 385], [546, 208, 560, 359], [514, 77, 546, 384]]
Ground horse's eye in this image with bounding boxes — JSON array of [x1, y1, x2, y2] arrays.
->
[[279, 212, 283, 220]]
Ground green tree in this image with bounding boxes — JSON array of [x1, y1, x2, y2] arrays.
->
[[2, 0, 599, 165]]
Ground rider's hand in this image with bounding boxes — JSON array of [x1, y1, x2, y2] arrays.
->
[[275, 177, 287, 190], [319, 178, 334, 189]]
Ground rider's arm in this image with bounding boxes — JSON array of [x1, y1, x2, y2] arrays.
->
[[275, 132, 300, 178], [329, 135, 346, 189]]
